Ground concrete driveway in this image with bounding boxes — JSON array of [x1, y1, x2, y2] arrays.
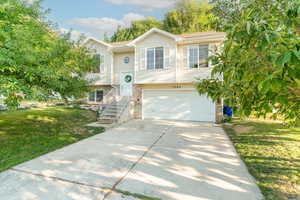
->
[[0, 120, 263, 200]]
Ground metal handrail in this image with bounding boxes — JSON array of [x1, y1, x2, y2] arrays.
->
[[116, 96, 131, 120], [98, 88, 116, 112], [98, 87, 131, 123]]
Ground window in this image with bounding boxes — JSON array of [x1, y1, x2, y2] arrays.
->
[[147, 47, 164, 70], [88, 90, 103, 102], [92, 54, 105, 73], [147, 48, 155, 69], [124, 56, 130, 64], [189, 44, 209, 68]]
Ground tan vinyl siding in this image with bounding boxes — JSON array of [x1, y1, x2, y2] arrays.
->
[[134, 32, 177, 84], [85, 41, 112, 85], [113, 52, 135, 85]]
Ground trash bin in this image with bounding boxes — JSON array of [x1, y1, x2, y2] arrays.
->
[[223, 105, 233, 118]]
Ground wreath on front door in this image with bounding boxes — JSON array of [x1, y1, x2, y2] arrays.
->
[[124, 75, 132, 83]]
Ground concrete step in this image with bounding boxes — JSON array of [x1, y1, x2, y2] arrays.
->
[[103, 109, 119, 113], [103, 107, 120, 111], [100, 116, 117, 120], [102, 110, 118, 114], [106, 104, 125, 108], [97, 102, 126, 124], [98, 117, 116, 121], [102, 114, 118, 118], [102, 109, 119, 115], [97, 119, 115, 124]]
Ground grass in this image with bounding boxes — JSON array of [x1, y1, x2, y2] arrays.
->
[[0, 107, 104, 172], [223, 119, 300, 200], [114, 189, 162, 200]]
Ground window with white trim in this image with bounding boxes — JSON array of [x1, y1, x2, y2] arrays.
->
[[146, 47, 164, 70], [189, 44, 209, 68], [88, 90, 103, 102], [92, 53, 105, 73]]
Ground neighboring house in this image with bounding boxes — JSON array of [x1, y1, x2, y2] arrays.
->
[[82, 28, 225, 123]]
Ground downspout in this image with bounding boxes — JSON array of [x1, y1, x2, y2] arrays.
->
[[109, 49, 118, 99], [133, 44, 137, 85], [175, 43, 178, 85]]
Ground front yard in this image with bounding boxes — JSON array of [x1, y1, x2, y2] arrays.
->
[[0, 107, 104, 172], [224, 119, 300, 200]]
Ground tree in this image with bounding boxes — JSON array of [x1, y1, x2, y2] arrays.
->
[[103, 33, 110, 43], [110, 0, 216, 42], [197, 0, 300, 123], [163, 0, 215, 34], [110, 17, 162, 42], [0, 0, 97, 108], [209, 0, 242, 30]]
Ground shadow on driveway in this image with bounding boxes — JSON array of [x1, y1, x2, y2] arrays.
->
[[0, 120, 264, 200]]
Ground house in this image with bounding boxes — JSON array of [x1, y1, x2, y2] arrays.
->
[[82, 28, 225, 123]]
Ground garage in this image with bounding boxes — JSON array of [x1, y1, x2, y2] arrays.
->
[[142, 89, 216, 122]]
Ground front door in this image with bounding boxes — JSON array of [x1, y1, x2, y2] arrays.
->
[[120, 72, 133, 96]]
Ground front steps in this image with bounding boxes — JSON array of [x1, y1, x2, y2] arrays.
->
[[98, 101, 129, 124]]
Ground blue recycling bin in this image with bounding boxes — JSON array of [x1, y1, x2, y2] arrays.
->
[[223, 105, 233, 118]]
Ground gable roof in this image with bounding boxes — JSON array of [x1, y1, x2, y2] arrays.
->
[[82, 28, 226, 49], [81, 37, 112, 48], [179, 31, 226, 38], [109, 40, 131, 47], [127, 28, 180, 46]]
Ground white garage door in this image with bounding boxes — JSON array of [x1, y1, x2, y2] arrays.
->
[[142, 89, 216, 122]]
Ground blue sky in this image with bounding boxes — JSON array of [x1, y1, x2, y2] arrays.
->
[[39, 0, 177, 40]]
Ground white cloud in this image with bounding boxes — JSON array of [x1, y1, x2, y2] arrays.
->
[[104, 0, 177, 11], [59, 28, 90, 41], [68, 13, 145, 38], [122, 13, 147, 26]]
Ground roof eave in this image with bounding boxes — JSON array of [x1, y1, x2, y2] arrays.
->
[[178, 34, 226, 44], [127, 28, 179, 46], [81, 37, 113, 48], [109, 45, 134, 52]]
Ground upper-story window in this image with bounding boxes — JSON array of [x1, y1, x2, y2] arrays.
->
[[189, 44, 209, 68], [92, 53, 105, 73], [147, 47, 164, 70]]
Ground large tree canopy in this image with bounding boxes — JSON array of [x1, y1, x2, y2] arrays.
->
[[110, 17, 162, 42], [0, 0, 96, 108], [197, 0, 300, 123], [163, 0, 214, 34], [209, 0, 242, 30], [110, 0, 214, 42]]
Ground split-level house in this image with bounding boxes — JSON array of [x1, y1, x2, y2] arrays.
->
[[82, 28, 225, 123]]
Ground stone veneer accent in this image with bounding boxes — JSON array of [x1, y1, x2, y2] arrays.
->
[[215, 103, 223, 123], [133, 86, 142, 119]]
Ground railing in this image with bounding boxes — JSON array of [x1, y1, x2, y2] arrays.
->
[[104, 87, 116, 105], [116, 96, 131, 121], [97, 87, 116, 116], [97, 85, 132, 123]]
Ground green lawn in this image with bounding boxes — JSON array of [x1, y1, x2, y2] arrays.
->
[[223, 119, 300, 200], [0, 107, 104, 172]]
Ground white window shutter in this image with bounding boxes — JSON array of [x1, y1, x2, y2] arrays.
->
[[135, 48, 139, 72], [164, 47, 170, 69], [183, 46, 189, 69], [140, 48, 146, 70], [100, 55, 105, 73]]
